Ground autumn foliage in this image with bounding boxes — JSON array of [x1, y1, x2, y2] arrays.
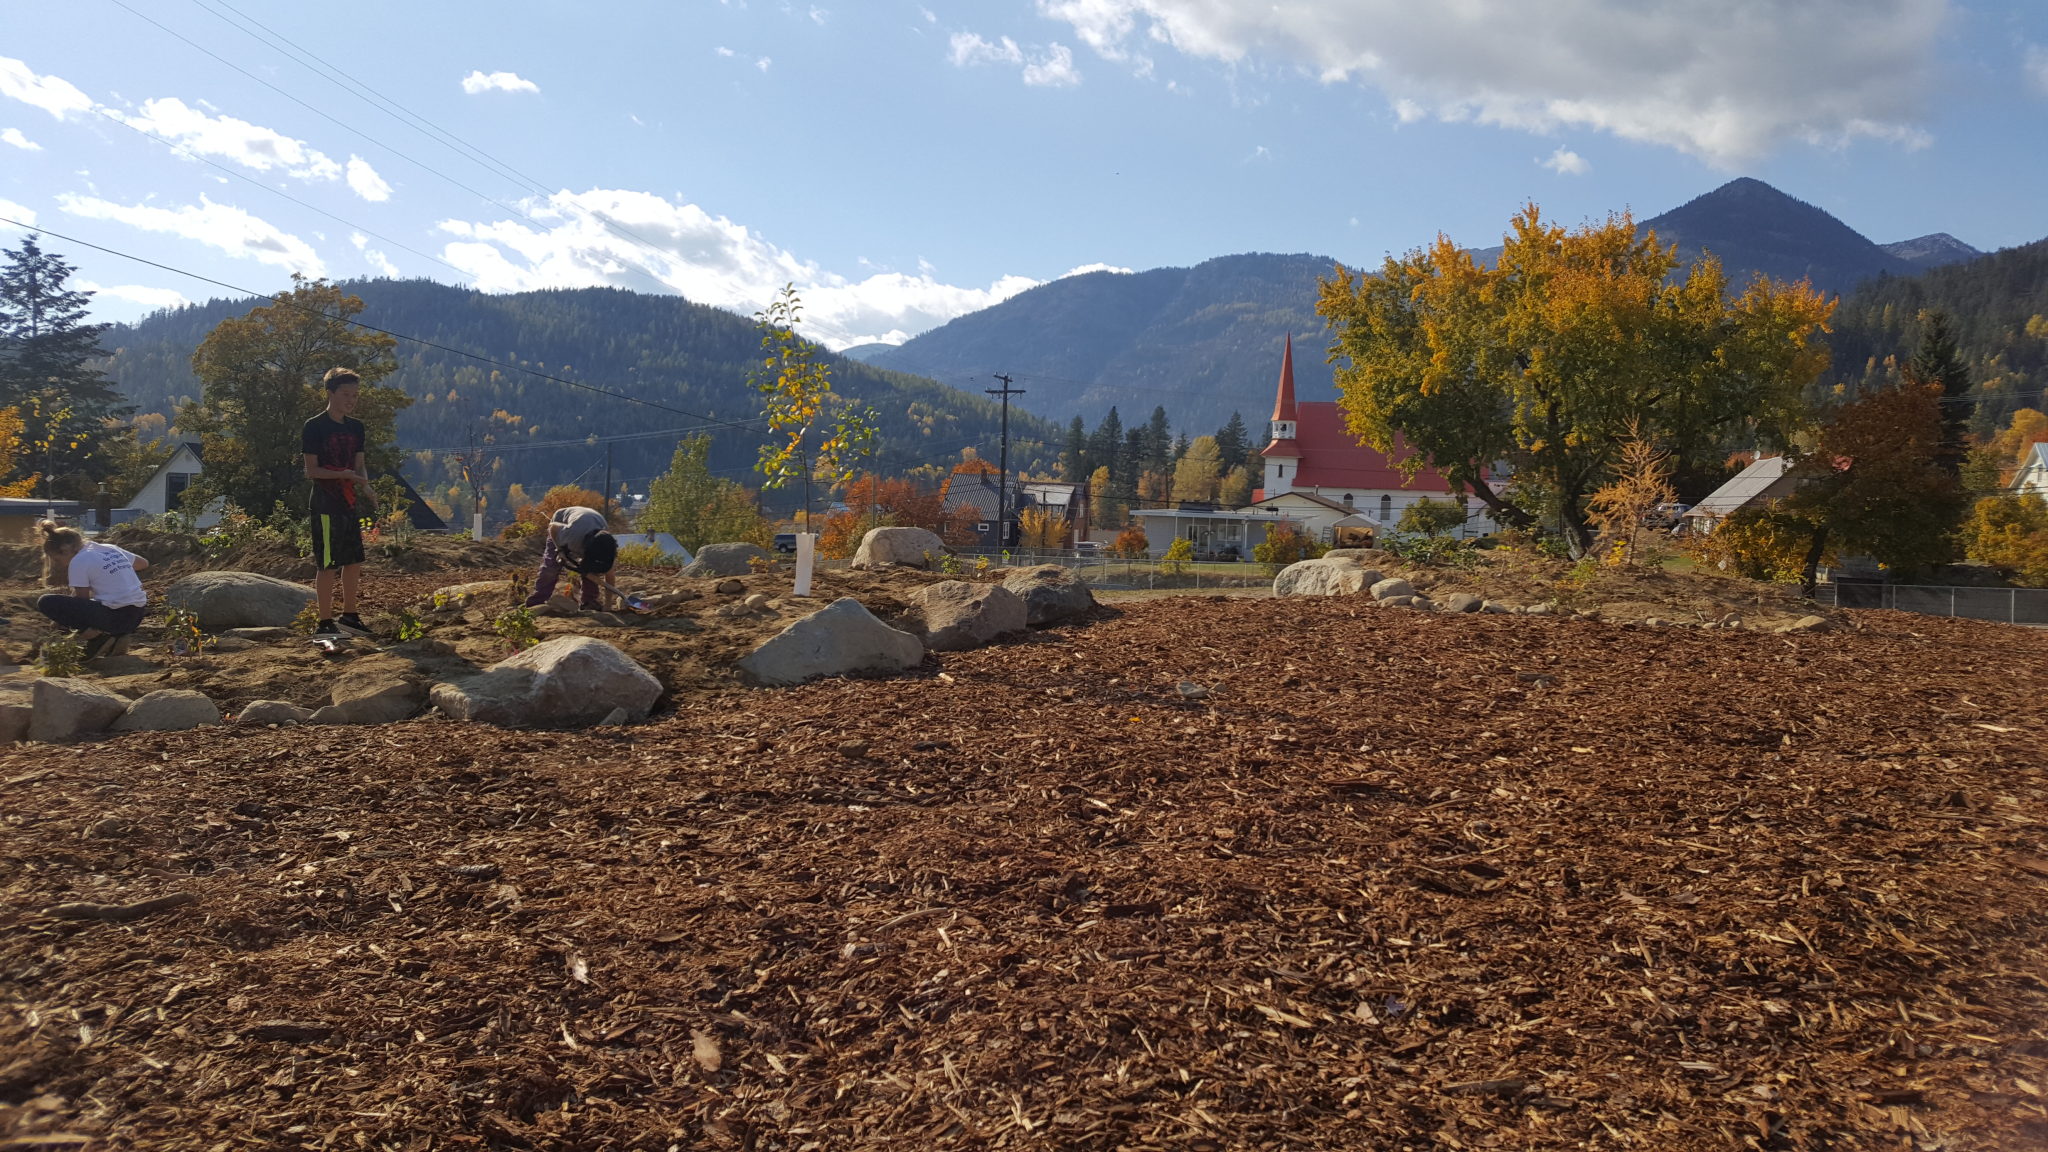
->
[[503, 485, 621, 539]]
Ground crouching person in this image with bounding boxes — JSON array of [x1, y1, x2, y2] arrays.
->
[[524, 505, 620, 609], [36, 520, 149, 660]]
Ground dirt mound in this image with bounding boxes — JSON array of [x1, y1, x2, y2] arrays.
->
[[2, 600, 2043, 1150]]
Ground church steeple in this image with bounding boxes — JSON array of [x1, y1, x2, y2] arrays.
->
[[1260, 334, 1301, 495]]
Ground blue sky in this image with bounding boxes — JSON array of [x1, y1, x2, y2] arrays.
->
[[3, 0, 2045, 348]]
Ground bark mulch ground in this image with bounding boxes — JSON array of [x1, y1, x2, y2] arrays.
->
[[3, 598, 2045, 1151]]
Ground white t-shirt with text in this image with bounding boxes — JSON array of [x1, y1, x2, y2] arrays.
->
[[68, 542, 147, 609]]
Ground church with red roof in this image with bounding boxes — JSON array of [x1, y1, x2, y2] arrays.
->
[[1255, 335, 1495, 536]]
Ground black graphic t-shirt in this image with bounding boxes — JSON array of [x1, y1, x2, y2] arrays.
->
[[302, 413, 367, 513]]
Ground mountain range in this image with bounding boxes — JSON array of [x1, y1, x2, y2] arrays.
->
[[852, 178, 1994, 430]]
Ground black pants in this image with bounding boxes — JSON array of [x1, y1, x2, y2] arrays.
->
[[38, 595, 146, 636]]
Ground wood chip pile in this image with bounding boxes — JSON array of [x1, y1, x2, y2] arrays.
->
[[3, 599, 2045, 1150]]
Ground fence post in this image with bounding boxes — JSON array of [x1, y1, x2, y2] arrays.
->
[[2013, 587, 2018, 626], [1950, 587, 1956, 618]]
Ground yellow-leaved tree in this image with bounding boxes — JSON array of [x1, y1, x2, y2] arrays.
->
[[0, 406, 41, 497]]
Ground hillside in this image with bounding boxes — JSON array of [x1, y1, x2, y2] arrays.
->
[[859, 254, 1342, 433], [1830, 236, 2048, 432], [96, 280, 1060, 513], [867, 180, 1984, 431]]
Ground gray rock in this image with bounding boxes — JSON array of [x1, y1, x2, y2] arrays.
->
[[682, 543, 770, 579], [1322, 548, 1386, 563], [29, 678, 129, 742], [737, 598, 925, 687], [1441, 592, 1484, 613], [223, 626, 294, 642], [164, 571, 316, 632], [851, 526, 948, 570], [914, 581, 1027, 651], [311, 668, 424, 726], [1480, 600, 1516, 614], [1379, 594, 1415, 607], [1780, 614, 1829, 633], [1369, 577, 1415, 602], [211, 637, 258, 653], [112, 689, 222, 732], [1408, 597, 1437, 611], [1273, 558, 1383, 597], [714, 578, 746, 595], [0, 687, 32, 744], [743, 593, 772, 611], [1524, 603, 1554, 617], [430, 636, 663, 728], [597, 706, 643, 727], [1000, 565, 1097, 626], [237, 700, 313, 726]]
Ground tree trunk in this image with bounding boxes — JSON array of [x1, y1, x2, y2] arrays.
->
[[1799, 524, 1830, 598], [1466, 476, 1534, 529]]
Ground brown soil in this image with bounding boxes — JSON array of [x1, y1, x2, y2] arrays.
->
[[2, 598, 2045, 1150]]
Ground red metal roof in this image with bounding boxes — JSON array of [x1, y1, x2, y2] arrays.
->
[[1287, 402, 1457, 492], [1259, 436, 1300, 459]]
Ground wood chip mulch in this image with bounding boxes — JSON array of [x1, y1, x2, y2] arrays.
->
[[3, 598, 2046, 1151]]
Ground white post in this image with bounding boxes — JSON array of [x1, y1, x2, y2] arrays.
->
[[793, 531, 816, 597], [471, 512, 485, 542]]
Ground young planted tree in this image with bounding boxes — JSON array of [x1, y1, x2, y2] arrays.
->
[[751, 284, 871, 523], [1017, 505, 1070, 548], [1396, 496, 1470, 540], [181, 276, 407, 516], [1170, 435, 1223, 502], [1584, 422, 1678, 565], [1318, 205, 1834, 556]]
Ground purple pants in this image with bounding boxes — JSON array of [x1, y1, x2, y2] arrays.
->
[[525, 539, 600, 608]]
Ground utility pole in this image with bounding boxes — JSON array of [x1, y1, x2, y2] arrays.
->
[[986, 374, 1025, 549], [603, 442, 613, 521]]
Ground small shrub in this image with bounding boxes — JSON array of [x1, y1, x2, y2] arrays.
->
[[939, 553, 963, 576], [747, 554, 778, 573], [1111, 525, 1148, 558], [39, 636, 85, 677], [288, 602, 321, 635], [973, 555, 992, 578], [394, 608, 426, 642], [616, 542, 684, 569], [161, 606, 209, 656], [1162, 536, 1194, 575], [494, 606, 540, 652]]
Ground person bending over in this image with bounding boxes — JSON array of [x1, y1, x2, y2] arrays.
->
[[524, 504, 621, 609], [303, 366, 376, 637], [36, 520, 149, 660]]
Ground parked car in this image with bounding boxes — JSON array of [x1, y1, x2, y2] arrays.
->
[[773, 532, 798, 553], [1075, 541, 1103, 554]]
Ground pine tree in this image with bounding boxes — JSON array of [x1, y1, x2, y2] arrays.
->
[[1061, 415, 1087, 481], [1904, 310, 1971, 479], [1214, 411, 1248, 472], [1143, 406, 1173, 476], [0, 234, 128, 494], [1088, 407, 1122, 478]]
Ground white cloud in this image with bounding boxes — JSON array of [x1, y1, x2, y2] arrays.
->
[[951, 31, 1082, 86], [1022, 43, 1082, 86], [809, 7, 829, 25], [2027, 44, 2048, 96], [1035, 0, 1948, 165], [461, 70, 539, 95], [78, 280, 190, 311], [1541, 147, 1589, 175], [951, 32, 1024, 68], [2, 127, 39, 151], [345, 156, 392, 202], [0, 198, 36, 227], [112, 97, 343, 181], [0, 57, 93, 120], [351, 232, 400, 277], [434, 187, 1068, 349], [716, 46, 737, 57], [58, 194, 326, 277], [919, 7, 937, 23], [756, 57, 773, 72]]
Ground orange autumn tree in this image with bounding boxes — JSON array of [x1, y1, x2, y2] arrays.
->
[[817, 473, 953, 558], [0, 407, 41, 497], [503, 485, 622, 539]]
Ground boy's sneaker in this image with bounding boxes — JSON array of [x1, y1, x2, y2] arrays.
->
[[335, 612, 374, 638], [81, 633, 119, 660], [313, 619, 341, 636]]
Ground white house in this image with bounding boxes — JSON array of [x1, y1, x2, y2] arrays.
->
[[1682, 456, 1796, 534], [1255, 334, 1497, 538], [126, 441, 222, 528], [2016, 443, 2048, 502]]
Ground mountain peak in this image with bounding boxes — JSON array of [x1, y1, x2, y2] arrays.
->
[[1880, 232, 1983, 270], [1644, 178, 1914, 293]]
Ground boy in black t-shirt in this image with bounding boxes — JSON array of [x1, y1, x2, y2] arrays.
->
[[302, 367, 374, 637]]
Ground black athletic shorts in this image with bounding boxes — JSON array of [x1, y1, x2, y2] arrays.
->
[[311, 507, 366, 570]]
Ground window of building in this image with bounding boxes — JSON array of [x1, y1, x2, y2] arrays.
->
[[165, 472, 195, 506], [1379, 494, 1392, 521], [1342, 492, 1353, 507]]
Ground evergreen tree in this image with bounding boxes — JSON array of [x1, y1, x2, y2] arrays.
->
[[0, 234, 128, 494], [1088, 407, 1123, 477], [1121, 426, 1146, 489], [1214, 411, 1248, 472], [1060, 415, 1087, 481], [1143, 406, 1173, 476], [1904, 310, 1972, 479]]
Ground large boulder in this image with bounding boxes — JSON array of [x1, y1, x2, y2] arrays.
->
[[682, 543, 770, 579], [1369, 577, 1416, 602], [29, 678, 129, 742], [1273, 558, 1383, 597], [237, 700, 313, 726], [165, 571, 316, 632], [112, 690, 222, 733], [914, 581, 1027, 651], [311, 667, 426, 726], [1001, 565, 1097, 626], [1440, 592, 1484, 613], [0, 685, 33, 744], [851, 527, 948, 570], [430, 636, 663, 728], [737, 598, 925, 687]]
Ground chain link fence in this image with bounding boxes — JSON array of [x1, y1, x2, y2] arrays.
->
[[1812, 583, 2048, 626]]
